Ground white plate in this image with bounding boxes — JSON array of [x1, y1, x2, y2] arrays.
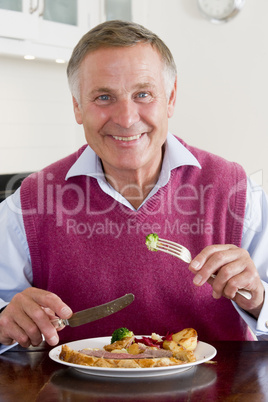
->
[[49, 336, 217, 378]]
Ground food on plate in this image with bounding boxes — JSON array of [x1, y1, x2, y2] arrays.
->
[[110, 327, 134, 344], [59, 327, 198, 369], [171, 328, 197, 351], [145, 233, 159, 251]]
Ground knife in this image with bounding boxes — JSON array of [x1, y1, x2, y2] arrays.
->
[[51, 293, 134, 329]]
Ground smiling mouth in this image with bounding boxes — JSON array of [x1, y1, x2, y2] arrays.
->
[[112, 134, 142, 142]]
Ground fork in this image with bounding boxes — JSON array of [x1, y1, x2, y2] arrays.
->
[[146, 235, 252, 300]]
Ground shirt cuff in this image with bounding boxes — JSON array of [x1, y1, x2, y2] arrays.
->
[[232, 279, 268, 340], [256, 280, 268, 332]]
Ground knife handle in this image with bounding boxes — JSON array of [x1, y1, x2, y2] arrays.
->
[[51, 318, 68, 329]]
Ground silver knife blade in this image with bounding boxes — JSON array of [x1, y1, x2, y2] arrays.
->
[[52, 293, 134, 329]]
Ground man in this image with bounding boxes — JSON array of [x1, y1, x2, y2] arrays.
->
[[0, 20, 267, 350]]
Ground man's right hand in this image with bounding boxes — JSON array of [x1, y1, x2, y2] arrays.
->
[[0, 288, 72, 348]]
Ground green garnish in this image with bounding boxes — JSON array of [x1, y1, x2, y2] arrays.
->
[[111, 327, 134, 344], [145, 233, 159, 251]]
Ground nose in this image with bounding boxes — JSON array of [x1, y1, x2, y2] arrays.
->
[[111, 99, 140, 128]]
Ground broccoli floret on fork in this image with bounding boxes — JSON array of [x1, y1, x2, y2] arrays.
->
[[145, 233, 159, 251]]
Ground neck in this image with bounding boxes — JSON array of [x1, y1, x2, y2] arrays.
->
[[102, 155, 163, 210]]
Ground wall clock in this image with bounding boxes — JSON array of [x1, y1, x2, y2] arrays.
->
[[197, 0, 246, 23]]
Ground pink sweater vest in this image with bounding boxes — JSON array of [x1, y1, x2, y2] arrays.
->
[[21, 138, 254, 342]]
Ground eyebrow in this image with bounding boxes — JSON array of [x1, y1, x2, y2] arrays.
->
[[89, 82, 157, 97], [89, 87, 113, 96]]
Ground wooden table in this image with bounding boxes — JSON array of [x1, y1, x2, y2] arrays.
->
[[0, 341, 268, 401]]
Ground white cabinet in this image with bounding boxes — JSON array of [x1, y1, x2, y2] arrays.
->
[[100, 0, 148, 27], [0, 0, 101, 61], [0, 0, 35, 40], [0, 0, 148, 61]]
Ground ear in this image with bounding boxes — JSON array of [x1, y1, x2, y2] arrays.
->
[[72, 96, 83, 125], [167, 77, 177, 118]]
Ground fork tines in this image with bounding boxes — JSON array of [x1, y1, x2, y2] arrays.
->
[[157, 238, 192, 264]]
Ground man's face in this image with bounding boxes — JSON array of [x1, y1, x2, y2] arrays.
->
[[73, 43, 177, 180]]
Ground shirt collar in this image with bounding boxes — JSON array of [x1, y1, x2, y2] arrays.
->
[[65, 144, 105, 181], [157, 132, 201, 187], [65, 132, 201, 182]]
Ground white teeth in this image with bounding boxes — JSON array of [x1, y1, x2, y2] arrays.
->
[[112, 134, 142, 141]]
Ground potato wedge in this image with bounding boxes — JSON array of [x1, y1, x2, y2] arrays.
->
[[172, 328, 197, 351], [172, 328, 197, 342]]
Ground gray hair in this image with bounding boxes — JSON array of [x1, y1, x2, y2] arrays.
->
[[67, 20, 177, 104]]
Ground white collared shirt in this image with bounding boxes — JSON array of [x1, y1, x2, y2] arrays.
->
[[65, 132, 201, 211], [0, 132, 268, 345]]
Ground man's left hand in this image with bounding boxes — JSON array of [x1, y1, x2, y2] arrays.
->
[[189, 244, 265, 318]]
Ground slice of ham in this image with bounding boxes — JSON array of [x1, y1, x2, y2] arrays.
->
[[79, 348, 172, 360]]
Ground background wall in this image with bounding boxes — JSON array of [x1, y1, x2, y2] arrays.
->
[[0, 56, 83, 173], [0, 0, 268, 191], [144, 0, 268, 191]]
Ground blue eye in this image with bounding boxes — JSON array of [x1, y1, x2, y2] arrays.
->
[[98, 95, 110, 101], [138, 92, 148, 98]]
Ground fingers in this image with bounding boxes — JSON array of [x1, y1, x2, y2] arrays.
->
[[188, 245, 264, 310], [190, 245, 237, 274], [29, 289, 73, 320], [0, 307, 43, 348], [0, 288, 73, 348], [189, 245, 241, 289]]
